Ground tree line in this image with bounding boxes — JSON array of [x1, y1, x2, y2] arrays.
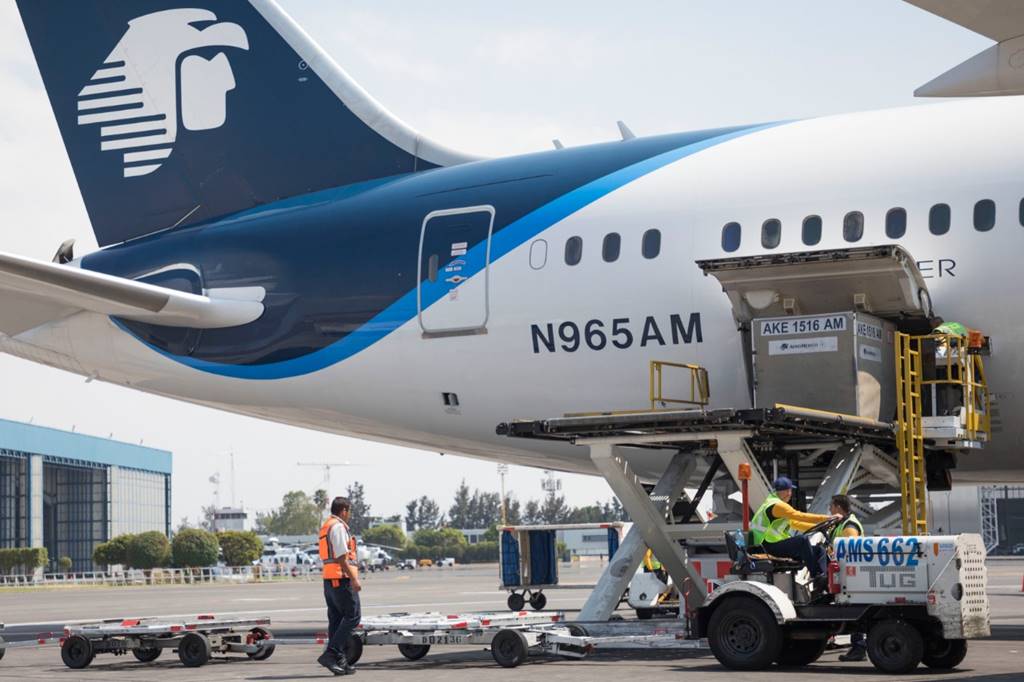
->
[[93, 529, 263, 570]]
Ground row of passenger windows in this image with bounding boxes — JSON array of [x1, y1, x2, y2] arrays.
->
[[722, 199, 1009, 252], [559, 228, 662, 266]]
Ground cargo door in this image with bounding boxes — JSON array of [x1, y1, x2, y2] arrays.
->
[[418, 206, 494, 337]]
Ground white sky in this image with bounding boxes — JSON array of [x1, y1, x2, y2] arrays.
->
[[0, 2, 989, 525]]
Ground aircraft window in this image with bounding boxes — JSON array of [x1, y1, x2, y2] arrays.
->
[[602, 232, 621, 262], [722, 222, 741, 252], [565, 236, 583, 266], [427, 254, 439, 283], [761, 219, 781, 249], [929, 203, 950, 235], [843, 211, 864, 242], [974, 199, 995, 232], [529, 239, 548, 269], [885, 208, 907, 239], [642, 229, 661, 259], [802, 215, 821, 246]]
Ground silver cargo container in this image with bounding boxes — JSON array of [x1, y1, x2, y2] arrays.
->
[[752, 311, 896, 421]]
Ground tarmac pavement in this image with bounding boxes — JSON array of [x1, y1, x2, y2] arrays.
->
[[1, 559, 1022, 681]]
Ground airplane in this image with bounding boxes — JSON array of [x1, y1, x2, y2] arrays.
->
[[4, 0, 1024, 494]]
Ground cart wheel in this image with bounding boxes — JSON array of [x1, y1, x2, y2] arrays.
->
[[922, 638, 967, 669], [529, 592, 547, 611], [397, 643, 430, 660], [61, 635, 95, 669], [344, 635, 364, 665], [775, 637, 828, 666], [636, 608, 654, 620], [491, 629, 529, 668], [178, 632, 211, 668], [507, 592, 525, 611], [132, 647, 162, 663], [0, 635, 5, 662], [247, 627, 276, 661], [567, 624, 588, 637], [867, 621, 924, 674]]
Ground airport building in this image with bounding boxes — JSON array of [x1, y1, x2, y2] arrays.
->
[[0, 418, 171, 572]]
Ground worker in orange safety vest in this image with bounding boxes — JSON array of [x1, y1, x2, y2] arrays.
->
[[316, 496, 361, 676]]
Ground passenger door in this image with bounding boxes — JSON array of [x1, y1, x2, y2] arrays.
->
[[417, 206, 495, 337]]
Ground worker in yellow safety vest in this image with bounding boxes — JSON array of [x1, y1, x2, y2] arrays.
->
[[749, 477, 840, 587], [316, 497, 361, 676]]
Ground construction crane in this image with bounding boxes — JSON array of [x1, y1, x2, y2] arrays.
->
[[296, 461, 356, 495]]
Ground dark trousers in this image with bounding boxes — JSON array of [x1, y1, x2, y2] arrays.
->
[[324, 578, 361, 660], [851, 631, 866, 649], [763, 536, 827, 577]]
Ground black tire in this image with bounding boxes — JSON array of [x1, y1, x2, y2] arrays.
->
[[0, 635, 5, 661], [247, 627, 275, 661], [636, 608, 654, 620], [491, 629, 529, 668], [132, 647, 162, 663], [344, 635, 364, 665], [567, 624, 588, 637], [922, 638, 967, 669], [776, 638, 828, 667], [177, 632, 211, 668], [61, 635, 95, 669], [707, 596, 783, 671], [397, 643, 430, 660], [507, 592, 526, 611], [867, 621, 924, 674], [529, 592, 547, 611]]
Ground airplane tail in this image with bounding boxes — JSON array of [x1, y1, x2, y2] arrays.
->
[[16, 1, 476, 247]]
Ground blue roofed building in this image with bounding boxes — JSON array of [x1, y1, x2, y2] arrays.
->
[[0, 418, 171, 572]]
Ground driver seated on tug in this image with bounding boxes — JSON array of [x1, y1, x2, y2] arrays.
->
[[749, 477, 841, 589]]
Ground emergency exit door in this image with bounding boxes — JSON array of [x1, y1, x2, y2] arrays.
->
[[417, 205, 495, 337]]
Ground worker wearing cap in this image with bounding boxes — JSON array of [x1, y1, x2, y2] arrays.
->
[[830, 494, 868, 662], [317, 496, 361, 676], [749, 477, 838, 584]]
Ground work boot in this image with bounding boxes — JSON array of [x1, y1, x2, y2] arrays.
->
[[839, 646, 867, 662], [317, 651, 347, 675], [338, 657, 357, 675]]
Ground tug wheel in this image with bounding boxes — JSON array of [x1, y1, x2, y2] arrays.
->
[[61, 635, 95, 669], [922, 637, 967, 669], [775, 637, 827, 666], [867, 620, 924, 674], [707, 595, 783, 670]]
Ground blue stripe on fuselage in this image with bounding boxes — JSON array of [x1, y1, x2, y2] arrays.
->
[[112, 122, 780, 379]]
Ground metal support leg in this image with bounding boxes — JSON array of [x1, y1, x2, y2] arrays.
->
[[589, 444, 708, 614], [808, 443, 864, 514], [578, 452, 696, 621], [714, 433, 772, 508]]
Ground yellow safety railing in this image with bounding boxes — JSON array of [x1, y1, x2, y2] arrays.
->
[[919, 333, 991, 442], [649, 361, 710, 410], [895, 333, 927, 535]]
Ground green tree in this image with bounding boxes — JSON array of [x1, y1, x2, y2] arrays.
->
[[345, 482, 371, 535], [523, 499, 542, 525], [218, 531, 263, 566], [93, 534, 133, 568], [313, 489, 329, 518], [200, 504, 217, 532], [406, 495, 442, 531], [127, 531, 171, 569], [467, 491, 502, 528], [541, 491, 569, 524], [362, 524, 405, 549], [172, 528, 219, 567], [58, 556, 73, 574], [448, 480, 472, 527], [504, 496, 522, 525], [567, 503, 606, 523], [256, 491, 321, 535]]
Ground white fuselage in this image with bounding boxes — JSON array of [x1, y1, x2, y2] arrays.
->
[[4, 98, 1023, 482]]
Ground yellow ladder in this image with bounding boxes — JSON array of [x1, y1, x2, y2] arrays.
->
[[895, 333, 928, 535]]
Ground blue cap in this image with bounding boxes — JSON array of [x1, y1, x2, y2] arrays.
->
[[773, 476, 796, 491]]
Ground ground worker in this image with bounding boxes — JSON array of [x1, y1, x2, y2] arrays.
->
[[317, 496, 361, 676], [829, 494, 868, 662], [749, 477, 840, 589], [643, 548, 668, 583]]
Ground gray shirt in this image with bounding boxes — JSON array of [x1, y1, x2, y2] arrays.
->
[[326, 516, 351, 561]]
